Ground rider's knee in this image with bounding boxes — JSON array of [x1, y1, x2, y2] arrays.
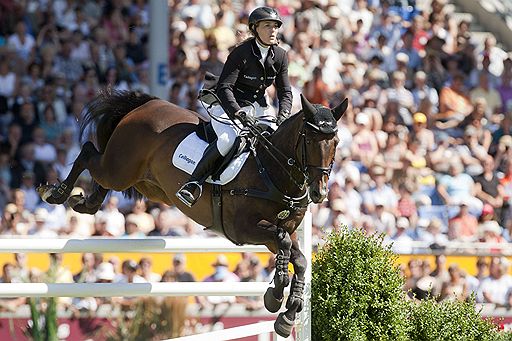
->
[[216, 134, 235, 156]]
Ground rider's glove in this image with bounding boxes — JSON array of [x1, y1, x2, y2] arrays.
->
[[276, 111, 289, 125], [236, 110, 258, 127]]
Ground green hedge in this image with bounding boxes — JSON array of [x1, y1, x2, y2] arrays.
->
[[312, 227, 512, 341]]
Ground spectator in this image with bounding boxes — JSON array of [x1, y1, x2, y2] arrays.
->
[[469, 73, 502, 121], [436, 161, 483, 214], [170, 253, 195, 282], [12, 253, 30, 282], [122, 214, 145, 238], [362, 165, 399, 215], [351, 112, 379, 169], [98, 196, 125, 237], [436, 73, 473, 130], [28, 208, 57, 237], [7, 21, 35, 63], [430, 254, 450, 297], [479, 257, 512, 306], [467, 257, 488, 295], [138, 257, 161, 282], [391, 217, 413, 254], [10, 142, 47, 189], [411, 72, 439, 115], [478, 220, 505, 244], [0, 263, 26, 311], [474, 155, 505, 219], [439, 264, 469, 302], [448, 201, 479, 241], [201, 254, 239, 306], [73, 253, 97, 283], [114, 259, 145, 284], [419, 217, 448, 246], [31, 126, 57, 165], [260, 255, 276, 282], [128, 200, 154, 235]]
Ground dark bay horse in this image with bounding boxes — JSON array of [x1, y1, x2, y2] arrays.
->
[[37, 89, 347, 337]]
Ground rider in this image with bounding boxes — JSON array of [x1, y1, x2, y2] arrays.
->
[[176, 6, 293, 207]]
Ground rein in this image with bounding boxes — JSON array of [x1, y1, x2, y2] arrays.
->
[[229, 115, 331, 212]]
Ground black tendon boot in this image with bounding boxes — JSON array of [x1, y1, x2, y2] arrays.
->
[[176, 142, 223, 207]]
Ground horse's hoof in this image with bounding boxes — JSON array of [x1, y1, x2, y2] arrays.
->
[[274, 312, 294, 338], [36, 184, 64, 204], [67, 194, 85, 208], [68, 195, 101, 215], [264, 287, 283, 313]]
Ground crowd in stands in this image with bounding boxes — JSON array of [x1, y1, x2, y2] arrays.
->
[[0, 0, 512, 320], [403, 255, 512, 307], [0, 251, 275, 317]]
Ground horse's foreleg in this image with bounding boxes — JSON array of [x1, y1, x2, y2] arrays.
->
[[275, 238, 306, 338], [37, 142, 98, 204], [258, 221, 291, 314], [68, 186, 109, 214]]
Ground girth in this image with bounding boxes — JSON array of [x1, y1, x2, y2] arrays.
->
[[208, 151, 309, 245]]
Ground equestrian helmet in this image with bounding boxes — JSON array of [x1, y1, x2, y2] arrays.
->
[[248, 7, 283, 31]]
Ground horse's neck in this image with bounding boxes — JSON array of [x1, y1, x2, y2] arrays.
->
[[257, 113, 304, 195]]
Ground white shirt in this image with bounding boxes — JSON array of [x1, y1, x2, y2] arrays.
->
[[478, 275, 512, 305], [256, 41, 270, 64], [7, 33, 35, 60], [0, 72, 16, 97], [34, 143, 57, 164]]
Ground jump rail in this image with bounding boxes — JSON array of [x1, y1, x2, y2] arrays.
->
[[0, 282, 278, 298], [168, 321, 277, 341], [0, 238, 269, 253]]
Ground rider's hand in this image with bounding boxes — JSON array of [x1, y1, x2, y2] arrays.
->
[[276, 111, 289, 125], [236, 110, 257, 127]]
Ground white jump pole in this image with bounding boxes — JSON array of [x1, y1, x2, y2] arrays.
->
[[0, 282, 277, 298], [168, 321, 275, 341], [295, 206, 312, 341], [0, 238, 268, 253]]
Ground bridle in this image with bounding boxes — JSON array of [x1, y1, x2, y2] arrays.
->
[[249, 111, 336, 203], [297, 124, 336, 188]]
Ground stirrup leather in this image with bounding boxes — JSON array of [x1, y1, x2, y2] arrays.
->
[[176, 181, 203, 208]]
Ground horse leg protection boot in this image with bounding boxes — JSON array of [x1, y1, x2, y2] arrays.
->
[[176, 142, 222, 207]]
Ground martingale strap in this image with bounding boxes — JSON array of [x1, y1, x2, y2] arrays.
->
[[226, 152, 309, 211], [210, 184, 243, 245]]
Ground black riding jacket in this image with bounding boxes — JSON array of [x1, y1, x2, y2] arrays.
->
[[216, 38, 292, 118]]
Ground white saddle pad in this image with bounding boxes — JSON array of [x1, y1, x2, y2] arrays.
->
[[172, 132, 249, 185]]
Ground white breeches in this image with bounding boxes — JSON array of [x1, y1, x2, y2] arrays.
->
[[210, 102, 276, 156]]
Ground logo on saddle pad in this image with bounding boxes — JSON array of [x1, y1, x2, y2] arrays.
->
[[172, 132, 249, 185]]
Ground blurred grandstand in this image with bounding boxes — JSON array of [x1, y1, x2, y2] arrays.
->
[[1, 0, 512, 338]]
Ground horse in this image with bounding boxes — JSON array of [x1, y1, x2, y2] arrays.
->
[[37, 89, 347, 337]]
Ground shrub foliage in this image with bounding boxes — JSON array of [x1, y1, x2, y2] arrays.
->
[[312, 227, 512, 340], [312, 227, 410, 341]]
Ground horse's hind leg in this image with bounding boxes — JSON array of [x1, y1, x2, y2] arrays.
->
[[275, 237, 306, 338], [37, 142, 99, 204], [67, 186, 109, 214]]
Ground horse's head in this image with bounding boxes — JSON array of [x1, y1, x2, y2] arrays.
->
[[299, 94, 348, 203]]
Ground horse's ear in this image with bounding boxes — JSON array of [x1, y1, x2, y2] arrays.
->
[[331, 98, 348, 121], [300, 94, 316, 121]]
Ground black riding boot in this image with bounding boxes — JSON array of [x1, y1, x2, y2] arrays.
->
[[176, 142, 223, 207]]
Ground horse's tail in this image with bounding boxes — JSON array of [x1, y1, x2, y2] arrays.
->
[[80, 88, 158, 200], [80, 88, 158, 153]]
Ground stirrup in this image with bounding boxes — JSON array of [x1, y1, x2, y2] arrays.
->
[[176, 181, 203, 208]]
